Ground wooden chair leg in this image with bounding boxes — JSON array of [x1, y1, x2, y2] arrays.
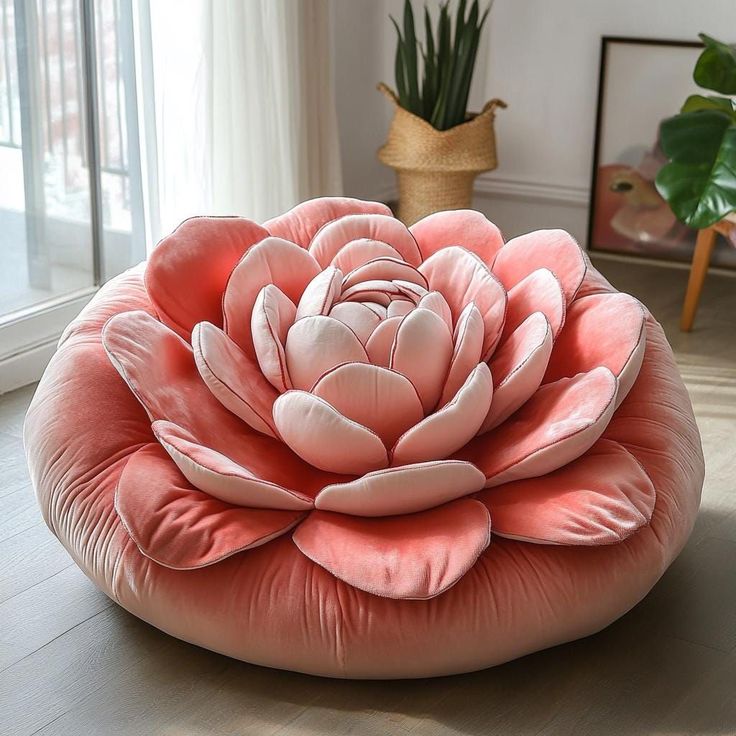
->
[[680, 227, 716, 332]]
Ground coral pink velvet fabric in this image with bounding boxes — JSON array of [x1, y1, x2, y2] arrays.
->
[[25, 234, 702, 680]]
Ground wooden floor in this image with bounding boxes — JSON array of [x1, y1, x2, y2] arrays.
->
[[1, 257, 735, 736]]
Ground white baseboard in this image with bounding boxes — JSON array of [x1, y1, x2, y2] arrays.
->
[[0, 337, 58, 394], [474, 174, 589, 207], [0, 289, 95, 395]]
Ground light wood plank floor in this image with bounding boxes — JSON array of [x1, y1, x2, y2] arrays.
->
[[1, 258, 735, 736]]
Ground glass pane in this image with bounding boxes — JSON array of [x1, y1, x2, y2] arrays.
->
[[0, 0, 143, 321], [96, 0, 145, 279], [0, 0, 94, 318]]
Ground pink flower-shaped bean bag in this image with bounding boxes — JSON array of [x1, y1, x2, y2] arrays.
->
[[24, 198, 703, 678]]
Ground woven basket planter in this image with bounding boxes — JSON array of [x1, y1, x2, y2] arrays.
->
[[377, 83, 505, 225]]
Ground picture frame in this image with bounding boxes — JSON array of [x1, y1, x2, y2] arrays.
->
[[587, 36, 736, 270]]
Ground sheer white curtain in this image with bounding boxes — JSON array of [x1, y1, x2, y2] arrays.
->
[[143, 0, 343, 244]]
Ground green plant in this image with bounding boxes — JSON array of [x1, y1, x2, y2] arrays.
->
[[655, 34, 736, 228], [390, 0, 491, 131]]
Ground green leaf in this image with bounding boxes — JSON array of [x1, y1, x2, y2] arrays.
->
[[655, 109, 736, 228], [694, 33, 736, 94], [444, 1, 478, 128], [422, 6, 437, 119], [430, 3, 452, 128], [403, 0, 420, 114], [390, 16, 409, 107], [681, 94, 736, 117]]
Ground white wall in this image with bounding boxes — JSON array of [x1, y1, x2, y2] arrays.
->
[[333, 0, 736, 242]]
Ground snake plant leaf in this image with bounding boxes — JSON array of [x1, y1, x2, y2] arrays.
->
[[681, 94, 736, 119], [390, 16, 408, 107], [403, 0, 420, 115], [423, 7, 437, 120], [694, 34, 736, 95], [655, 110, 736, 229]]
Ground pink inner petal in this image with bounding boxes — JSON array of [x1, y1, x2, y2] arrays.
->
[[312, 362, 424, 447], [285, 315, 368, 391]]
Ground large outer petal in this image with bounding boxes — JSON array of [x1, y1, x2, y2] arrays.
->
[[292, 500, 492, 599], [492, 229, 586, 304], [152, 421, 313, 510], [263, 196, 392, 248], [460, 367, 618, 486], [223, 237, 320, 354], [410, 209, 504, 265], [478, 439, 655, 545], [115, 444, 305, 569], [102, 310, 278, 436], [102, 309, 337, 495], [144, 217, 269, 339], [544, 292, 646, 405]]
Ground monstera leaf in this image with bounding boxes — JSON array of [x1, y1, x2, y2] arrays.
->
[[694, 34, 736, 94], [655, 33, 736, 229], [656, 110, 736, 229]]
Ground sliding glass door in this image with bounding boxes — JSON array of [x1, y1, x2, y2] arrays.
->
[[0, 0, 145, 389]]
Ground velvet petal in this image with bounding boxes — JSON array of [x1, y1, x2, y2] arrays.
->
[[103, 310, 277, 437], [492, 229, 586, 304], [417, 291, 453, 331], [312, 362, 424, 447], [481, 312, 554, 432], [251, 285, 295, 393], [295, 267, 343, 321], [387, 300, 415, 319], [410, 209, 504, 265], [115, 444, 305, 570], [272, 391, 389, 474], [391, 363, 493, 466], [152, 421, 313, 510], [340, 279, 404, 305], [222, 236, 321, 354], [390, 308, 454, 412], [192, 321, 279, 436], [328, 302, 382, 343], [365, 316, 403, 366], [342, 257, 428, 290], [330, 239, 402, 272], [285, 315, 369, 391], [419, 246, 507, 359], [459, 367, 618, 487], [315, 460, 486, 516], [502, 268, 566, 341], [309, 213, 422, 267], [478, 439, 655, 545], [439, 302, 484, 406], [544, 292, 646, 406], [292, 500, 492, 600], [263, 196, 392, 248], [144, 216, 269, 339]]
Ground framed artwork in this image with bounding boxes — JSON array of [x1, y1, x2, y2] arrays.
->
[[587, 36, 736, 269]]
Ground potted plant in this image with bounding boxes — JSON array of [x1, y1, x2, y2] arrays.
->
[[656, 34, 736, 229], [378, 0, 505, 225]]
